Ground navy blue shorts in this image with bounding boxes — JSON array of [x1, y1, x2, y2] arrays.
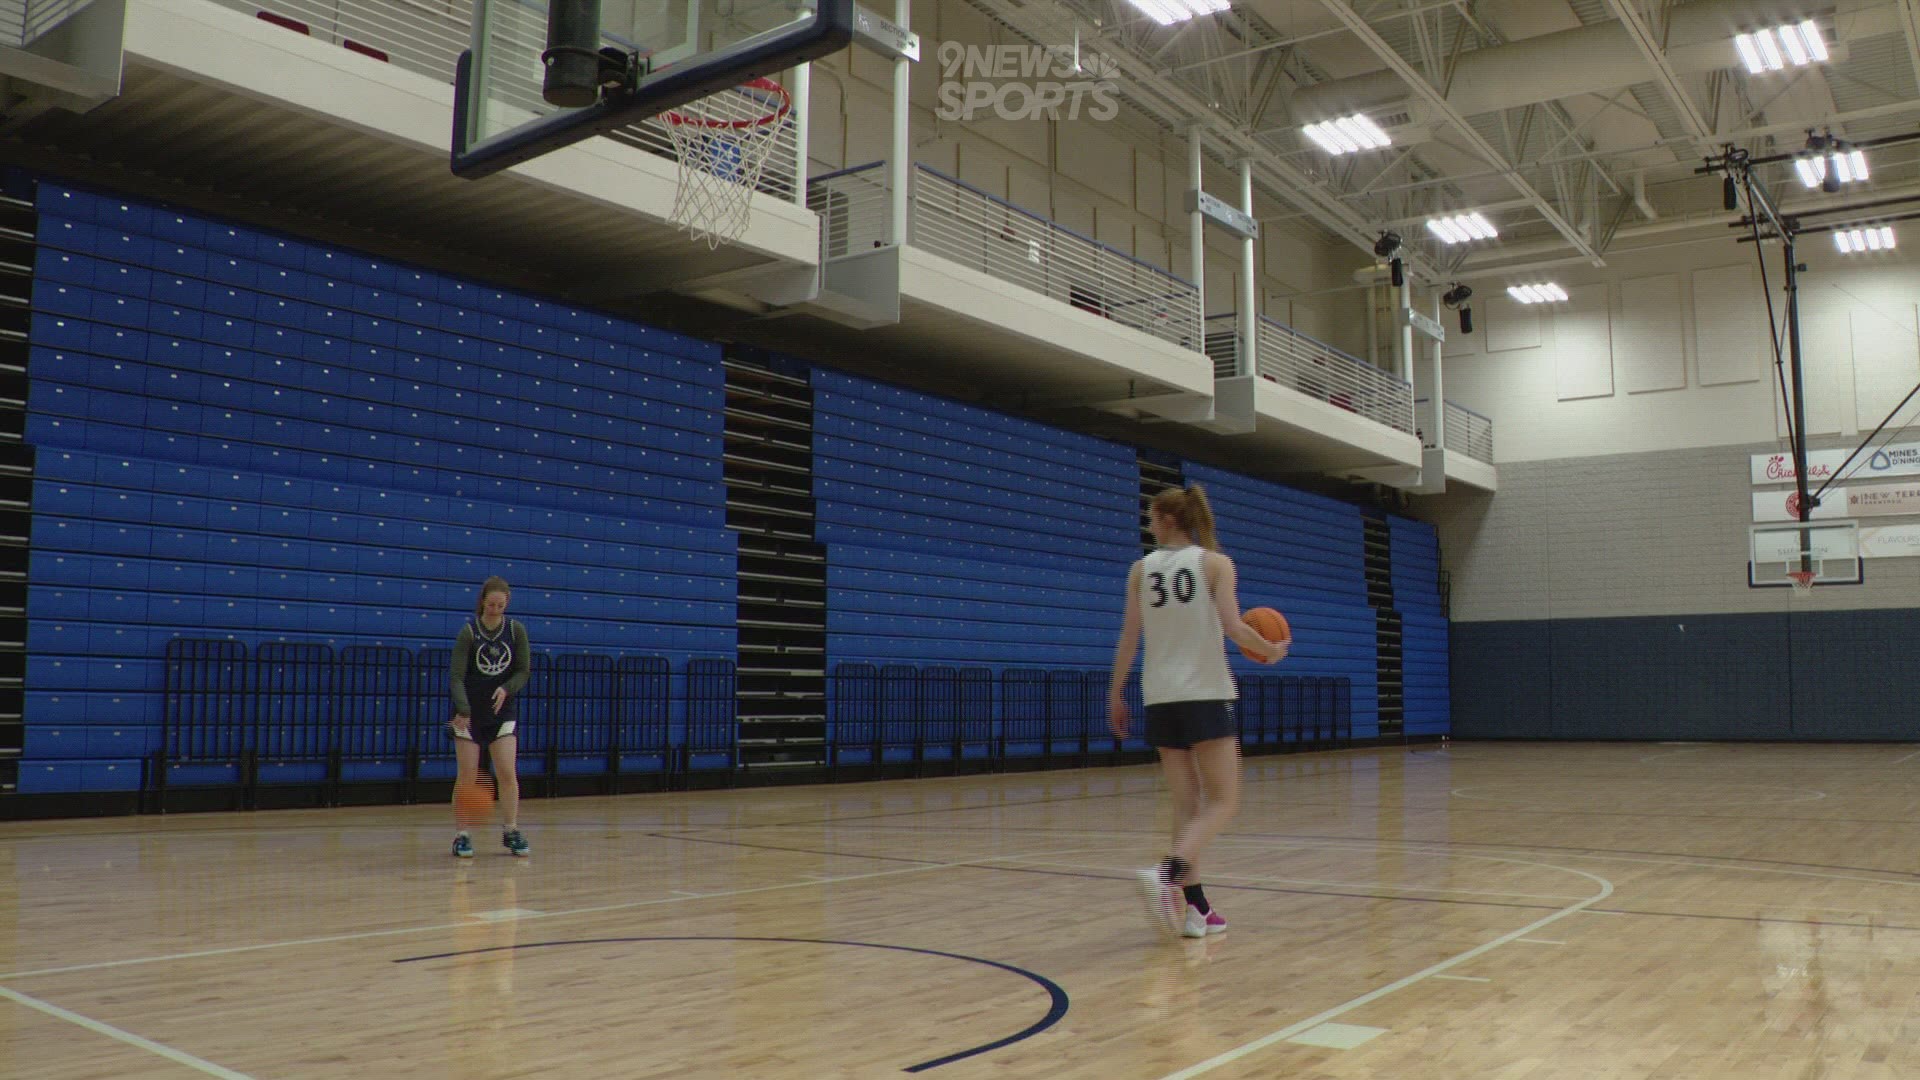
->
[[452, 695, 517, 750], [1144, 700, 1237, 750]]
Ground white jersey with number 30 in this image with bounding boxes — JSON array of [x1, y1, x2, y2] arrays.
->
[[1138, 545, 1237, 706]]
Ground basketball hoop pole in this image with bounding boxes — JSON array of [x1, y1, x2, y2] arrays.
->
[[1701, 146, 1815, 577], [1783, 233, 1817, 579]]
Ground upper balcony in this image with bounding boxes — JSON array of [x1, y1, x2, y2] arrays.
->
[[1203, 312, 1425, 479], [803, 161, 1214, 404], [1416, 398, 1497, 492]]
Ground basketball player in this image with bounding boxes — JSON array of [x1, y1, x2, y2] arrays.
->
[[1108, 484, 1286, 937], [450, 576, 532, 858]]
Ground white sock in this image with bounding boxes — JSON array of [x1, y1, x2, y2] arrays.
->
[[455, 830, 470, 839]]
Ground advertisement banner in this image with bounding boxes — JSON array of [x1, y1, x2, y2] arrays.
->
[[1752, 482, 1920, 522], [1861, 524, 1920, 559], [1752, 441, 1920, 485]]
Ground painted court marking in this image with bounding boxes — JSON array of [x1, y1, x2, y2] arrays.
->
[[1155, 856, 1615, 1079], [1516, 938, 1567, 946], [469, 907, 543, 922], [1287, 1022, 1388, 1050], [0, 845, 1096, 982], [0, 985, 255, 1080], [1433, 975, 1490, 983]]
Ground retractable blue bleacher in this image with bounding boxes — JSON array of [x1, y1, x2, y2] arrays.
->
[[812, 369, 1137, 764], [1390, 515, 1450, 737], [20, 185, 737, 795], [1182, 462, 1382, 741]]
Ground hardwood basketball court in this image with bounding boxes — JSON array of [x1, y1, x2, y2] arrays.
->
[[6, 742, 1919, 1078]]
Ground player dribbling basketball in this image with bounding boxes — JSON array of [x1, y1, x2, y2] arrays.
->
[[450, 576, 532, 858], [1108, 484, 1287, 937]]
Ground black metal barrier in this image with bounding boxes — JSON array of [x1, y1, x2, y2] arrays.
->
[[158, 639, 733, 805], [829, 664, 1353, 772]]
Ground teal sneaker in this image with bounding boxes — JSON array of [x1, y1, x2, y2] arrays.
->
[[502, 828, 529, 857], [452, 832, 474, 859]]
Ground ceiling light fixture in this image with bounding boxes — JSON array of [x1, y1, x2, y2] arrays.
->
[[1424, 212, 1498, 245], [1736, 21, 1827, 75], [1834, 226, 1897, 254], [1507, 283, 1569, 305], [1122, 0, 1229, 26], [1303, 113, 1390, 155]]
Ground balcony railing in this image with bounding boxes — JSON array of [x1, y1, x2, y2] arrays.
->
[[1208, 313, 1415, 435], [0, 0, 91, 47], [908, 164, 1202, 352], [1444, 400, 1494, 463], [808, 161, 891, 260], [1416, 398, 1495, 463], [216, 0, 800, 202]]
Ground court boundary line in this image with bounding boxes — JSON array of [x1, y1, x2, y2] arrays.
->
[[1153, 859, 1615, 1080], [0, 845, 1096, 982], [0, 985, 256, 1079]]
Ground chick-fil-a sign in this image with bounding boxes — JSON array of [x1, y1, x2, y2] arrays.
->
[[1750, 442, 1920, 485]]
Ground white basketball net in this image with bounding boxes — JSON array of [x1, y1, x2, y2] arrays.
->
[[663, 79, 791, 250]]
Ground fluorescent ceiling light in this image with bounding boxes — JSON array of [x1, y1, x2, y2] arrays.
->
[[1507, 283, 1569, 304], [1736, 22, 1829, 74], [1425, 212, 1499, 245], [1302, 113, 1389, 155]]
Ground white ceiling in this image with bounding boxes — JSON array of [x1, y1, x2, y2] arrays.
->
[[977, 0, 1920, 276]]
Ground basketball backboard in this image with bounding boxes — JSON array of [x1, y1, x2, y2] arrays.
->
[[452, 0, 853, 179], [1748, 520, 1863, 588]]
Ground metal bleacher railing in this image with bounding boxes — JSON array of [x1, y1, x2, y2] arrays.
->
[[158, 639, 738, 804], [907, 165, 1204, 352], [1206, 312, 1416, 436], [828, 663, 1352, 774], [218, 0, 801, 202]]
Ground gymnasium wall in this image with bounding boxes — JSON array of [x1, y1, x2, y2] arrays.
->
[[805, 0, 1369, 356], [1441, 240, 1920, 464], [1434, 440, 1920, 741], [1428, 218, 1920, 740]]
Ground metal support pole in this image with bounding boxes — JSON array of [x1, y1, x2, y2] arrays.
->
[[1430, 294, 1446, 450], [1397, 278, 1415, 383], [1237, 159, 1256, 378], [791, 62, 811, 206], [1785, 238, 1812, 569], [889, 0, 910, 245], [1188, 128, 1206, 331]]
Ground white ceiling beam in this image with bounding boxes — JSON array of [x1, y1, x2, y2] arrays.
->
[[1602, 0, 1714, 144], [1312, 0, 1605, 266]]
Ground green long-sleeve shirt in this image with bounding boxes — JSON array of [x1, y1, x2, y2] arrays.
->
[[449, 618, 531, 714]]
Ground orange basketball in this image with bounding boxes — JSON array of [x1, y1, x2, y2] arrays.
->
[[454, 776, 494, 827], [1240, 607, 1290, 662]]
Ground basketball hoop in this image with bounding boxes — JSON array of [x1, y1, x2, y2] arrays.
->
[[662, 77, 792, 249], [1786, 569, 1817, 593]]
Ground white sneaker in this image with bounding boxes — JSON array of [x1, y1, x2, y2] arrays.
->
[[1136, 867, 1181, 936], [1183, 903, 1227, 938]]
